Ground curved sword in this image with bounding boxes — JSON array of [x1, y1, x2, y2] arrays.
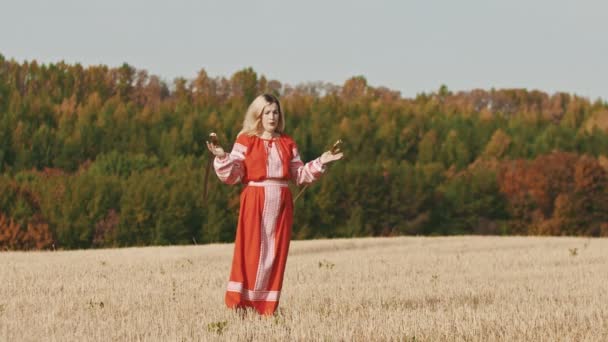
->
[[203, 132, 220, 204], [293, 139, 343, 204]]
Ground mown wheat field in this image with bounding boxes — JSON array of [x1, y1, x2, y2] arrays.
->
[[1, 236, 607, 341]]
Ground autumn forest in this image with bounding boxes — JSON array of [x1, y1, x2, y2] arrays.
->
[[1, 54, 608, 250]]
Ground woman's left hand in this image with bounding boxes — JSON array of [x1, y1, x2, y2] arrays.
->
[[320, 150, 344, 165]]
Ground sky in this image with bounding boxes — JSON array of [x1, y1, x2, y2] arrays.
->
[[1, 0, 607, 100]]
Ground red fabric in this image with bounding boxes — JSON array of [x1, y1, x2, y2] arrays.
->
[[225, 186, 293, 315], [237, 134, 296, 183], [215, 133, 324, 315]]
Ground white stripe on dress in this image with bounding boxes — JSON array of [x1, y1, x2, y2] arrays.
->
[[266, 141, 283, 178], [226, 281, 280, 301], [255, 185, 280, 291], [254, 140, 282, 292]]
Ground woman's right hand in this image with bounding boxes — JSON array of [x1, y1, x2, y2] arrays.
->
[[206, 141, 226, 159], [319, 150, 344, 165]]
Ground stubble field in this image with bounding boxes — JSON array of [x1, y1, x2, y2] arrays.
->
[[1, 236, 607, 341]]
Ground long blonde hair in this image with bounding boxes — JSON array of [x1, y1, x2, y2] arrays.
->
[[238, 94, 285, 136]]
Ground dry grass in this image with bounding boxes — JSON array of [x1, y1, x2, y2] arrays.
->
[[1, 236, 607, 341]]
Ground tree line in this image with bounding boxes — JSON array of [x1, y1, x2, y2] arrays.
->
[[1, 54, 608, 250]]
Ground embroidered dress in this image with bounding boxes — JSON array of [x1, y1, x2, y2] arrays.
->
[[214, 133, 325, 315]]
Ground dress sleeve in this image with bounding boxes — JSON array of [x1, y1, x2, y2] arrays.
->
[[213, 136, 247, 185], [289, 145, 327, 186]]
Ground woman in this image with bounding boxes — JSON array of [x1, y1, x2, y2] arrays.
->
[[206, 94, 343, 315]]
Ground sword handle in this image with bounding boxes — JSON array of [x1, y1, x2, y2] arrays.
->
[[330, 139, 342, 154], [209, 132, 219, 146]]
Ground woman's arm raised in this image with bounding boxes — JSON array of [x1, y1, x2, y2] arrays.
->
[[207, 138, 246, 185], [289, 146, 343, 186]]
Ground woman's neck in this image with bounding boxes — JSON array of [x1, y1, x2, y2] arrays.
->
[[259, 131, 278, 139]]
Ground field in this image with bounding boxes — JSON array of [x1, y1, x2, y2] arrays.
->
[[1, 236, 607, 341]]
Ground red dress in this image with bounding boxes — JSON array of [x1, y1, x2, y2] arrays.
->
[[213, 133, 325, 315]]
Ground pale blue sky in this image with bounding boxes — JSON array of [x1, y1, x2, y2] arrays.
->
[[1, 0, 606, 100]]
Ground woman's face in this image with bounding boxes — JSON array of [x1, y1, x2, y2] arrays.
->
[[261, 103, 280, 134]]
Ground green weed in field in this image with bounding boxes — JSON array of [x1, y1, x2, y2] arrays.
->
[[318, 259, 335, 269], [207, 321, 228, 335]]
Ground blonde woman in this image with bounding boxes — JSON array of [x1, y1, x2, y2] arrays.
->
[[206, 94, 343, 315]]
